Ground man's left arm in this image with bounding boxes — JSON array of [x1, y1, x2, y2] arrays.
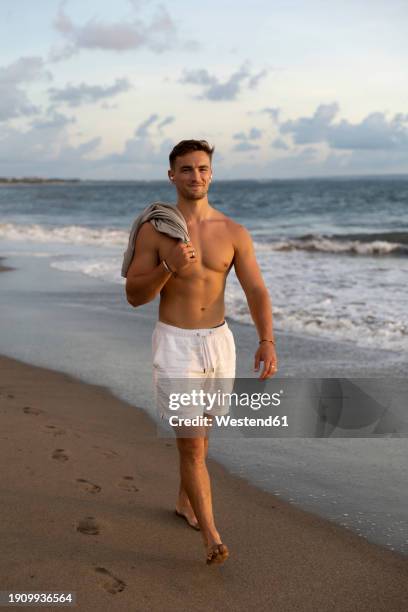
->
[[233, 225, 278, 379]]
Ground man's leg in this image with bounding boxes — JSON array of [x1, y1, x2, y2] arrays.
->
[[176, 427, 228, 564], [176, 482, 199, 529], [176, 433, 209, 527]]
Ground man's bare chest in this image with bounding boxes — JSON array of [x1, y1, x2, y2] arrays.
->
[[157, 223, 235, 275]]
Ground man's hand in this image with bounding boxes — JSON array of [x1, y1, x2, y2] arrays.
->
[[166, 241, 197, 273], [254, 343, 278, 379]]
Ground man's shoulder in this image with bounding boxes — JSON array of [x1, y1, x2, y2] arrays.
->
[[137, 220, 158, 236], [135, 220, 162, 246], [215, 215, 253, 254], [218, 214, 251, 244], [138, 220, 181, 248], [214, 210, 248, 234]]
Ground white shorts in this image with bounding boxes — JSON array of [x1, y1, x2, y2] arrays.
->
[[152, 320, 236, 422]]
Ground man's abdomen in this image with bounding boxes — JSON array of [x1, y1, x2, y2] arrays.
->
[[159, 273, 227, 329]]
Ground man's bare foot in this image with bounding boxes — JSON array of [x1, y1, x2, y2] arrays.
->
[[206, 542, 229, 565], [175, 505, 200, 530]]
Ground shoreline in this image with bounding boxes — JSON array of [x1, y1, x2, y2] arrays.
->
[[2, 250, 407, 376], [1, 352, 408, 610]]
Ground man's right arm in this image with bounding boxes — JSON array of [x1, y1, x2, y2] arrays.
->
[[125, 222, 171, 307]]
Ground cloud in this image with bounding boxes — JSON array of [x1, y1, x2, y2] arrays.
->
[[0, 56, 51, 122], [327, 112, 408, 150], [1, 56, 50, 82], [0, 102, 174, 178], [180, 63, 268, 101], [279, 103, 408, 151], [262, 107, 280, 122], [135, 113, 159, 137], [248, 69, 268, 89], [280, 103, 339, 144], [100, 113, 173, 167], [232, 127, 262, 151], [58, 137, 101, 163], [233, 127, 262, 140], [158, 115, 175, 131], [50, 1, 180, 61], [271, 138, 289, 150], [48, 78, 131, 107], [0, 108, 100, 169], [249, 127, 262, 140], [233, 141, 260, 152], [29, 110, 76, 130]]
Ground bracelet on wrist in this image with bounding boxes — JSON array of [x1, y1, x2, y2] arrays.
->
[[259, 339, 276, 345], [162, 259, 174, 274]]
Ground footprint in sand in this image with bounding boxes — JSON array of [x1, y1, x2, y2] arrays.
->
[[44, 425, 66, 436], [92, 446, 119, 459], [94, 567, 126, 594], [76, 478, 101, 494], [117, 476, 139, 493], [52, 448, 69, 462], [23, 406, 44, 416], [77, 516, 100, 536]]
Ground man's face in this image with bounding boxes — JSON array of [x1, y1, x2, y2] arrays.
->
[[169, 151, 212, 200]]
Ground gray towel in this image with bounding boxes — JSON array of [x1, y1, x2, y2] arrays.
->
[[121, 202, 190, 277]]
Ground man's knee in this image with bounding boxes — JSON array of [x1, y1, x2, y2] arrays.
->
[[177, 437, 206, 465]]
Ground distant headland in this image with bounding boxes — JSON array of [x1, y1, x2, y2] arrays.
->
[[0, 177, 80, 184]]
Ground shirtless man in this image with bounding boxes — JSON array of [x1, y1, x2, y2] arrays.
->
[[125, 139, 277, 565]]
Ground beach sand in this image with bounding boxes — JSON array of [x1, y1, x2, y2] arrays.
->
[[1, 353, 408, 612]]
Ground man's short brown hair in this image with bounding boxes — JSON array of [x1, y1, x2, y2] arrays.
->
[[169, 139, 214, 169]]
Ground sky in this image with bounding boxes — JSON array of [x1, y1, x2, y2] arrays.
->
[[1, 0, 408, 179]]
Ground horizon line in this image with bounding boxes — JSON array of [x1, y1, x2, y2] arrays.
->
[[1, 173, 408, 183]]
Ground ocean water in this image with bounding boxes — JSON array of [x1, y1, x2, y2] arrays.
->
[[1, 177, 408, 352]]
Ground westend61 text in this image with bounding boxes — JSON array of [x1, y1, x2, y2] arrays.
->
[[168, 415, 289, 427]]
